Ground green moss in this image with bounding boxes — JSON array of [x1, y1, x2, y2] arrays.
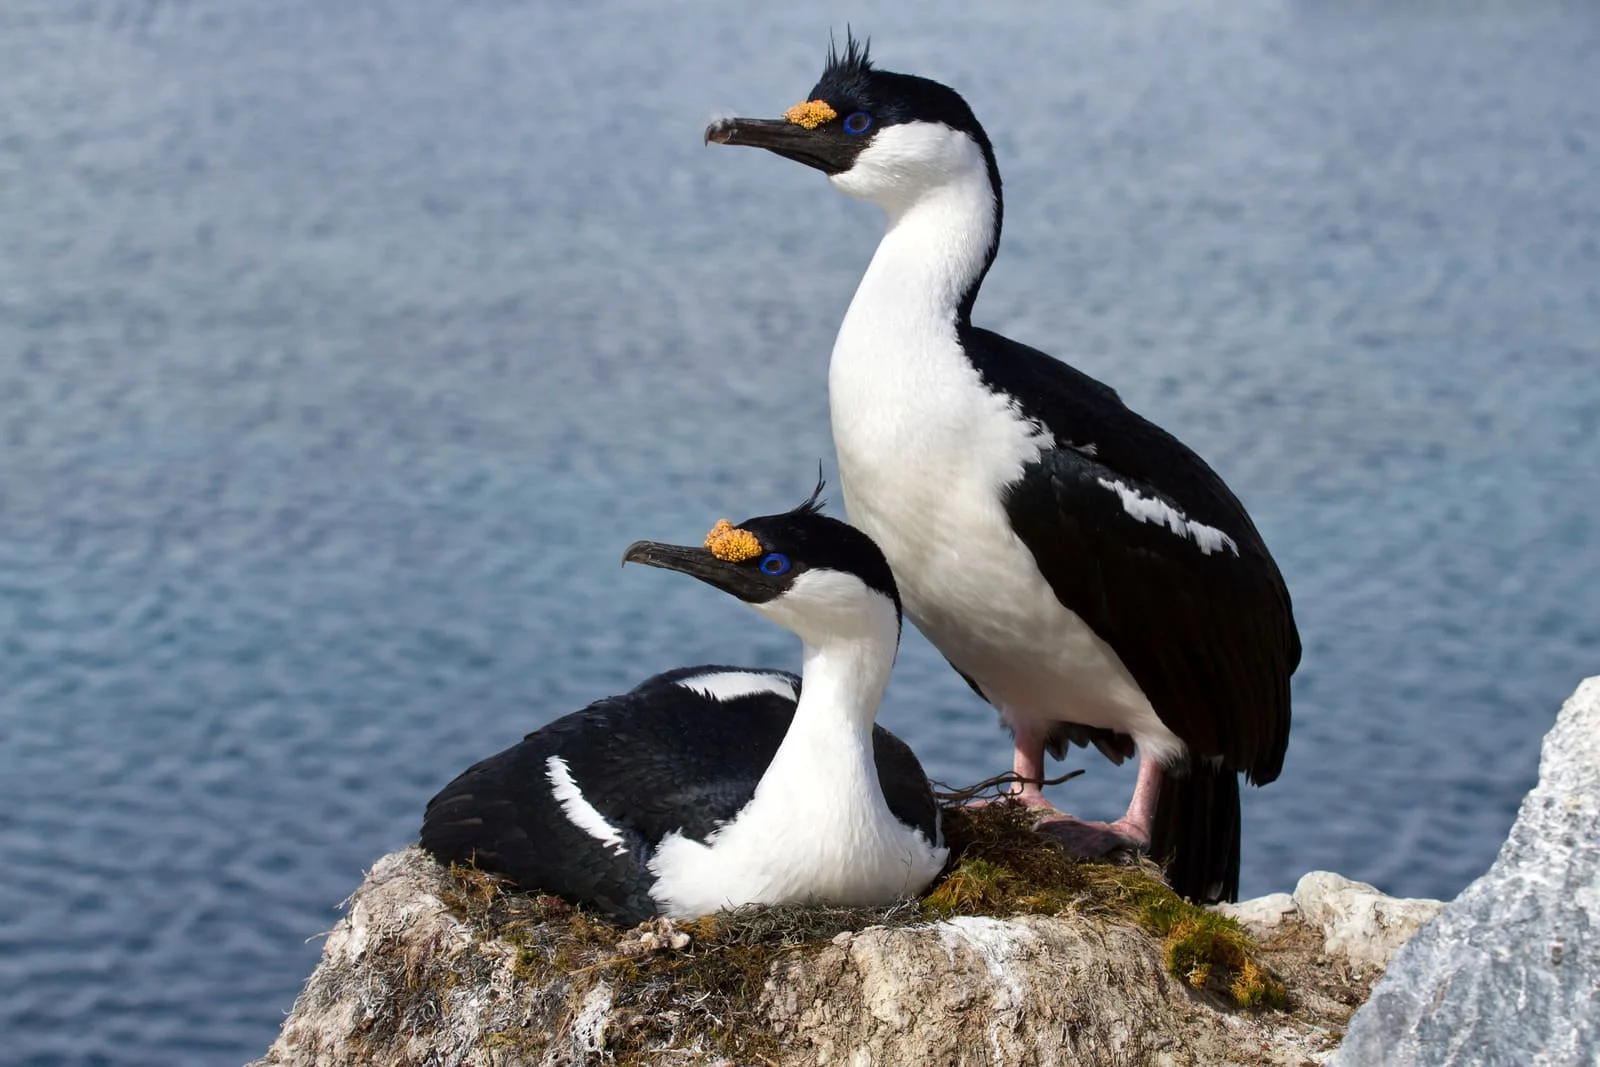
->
[[929, 802, 1287, 1010], [922, 857, 1014, 913]]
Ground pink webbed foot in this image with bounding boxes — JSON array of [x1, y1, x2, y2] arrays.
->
[[1032, 757, 1163, 859], [1031, 813, 1150, 858]]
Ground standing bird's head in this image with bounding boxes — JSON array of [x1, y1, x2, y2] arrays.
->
[[704, 33, 1002, 225], [622, 480, 901, 650]]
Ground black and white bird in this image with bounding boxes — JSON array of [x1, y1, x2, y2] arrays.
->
[[706, 37, 1299, 902], [420, 490, 947, 922]]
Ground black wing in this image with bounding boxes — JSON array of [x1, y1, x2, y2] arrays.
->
[[566, 669, 801, 843], [420, 668, 797, 921], [870, 727, 942, 847], [420, 694, 666, 921], [966, 327, 1298, 782]]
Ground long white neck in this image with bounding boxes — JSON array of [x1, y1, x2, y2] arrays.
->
[[644, 583, 940, 917], [787, 623, 896, 749], [861, 186, 994, 326], [746, 587, 900, 817], [830, 141, 998, 461]]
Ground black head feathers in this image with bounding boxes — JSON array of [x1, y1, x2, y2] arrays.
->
[[802, 34, 1003, 322], [736, 480, 903, 622], [808, 31, 986, 144]]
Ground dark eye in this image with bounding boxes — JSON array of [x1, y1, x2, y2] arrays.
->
[[842, 111, 873, 135], [759, 552, 791, 576]]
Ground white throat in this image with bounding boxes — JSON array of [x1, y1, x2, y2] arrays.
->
[[728, 573, 900, 834], [832, 122, 997, 327], [756, 576, 901, 774]]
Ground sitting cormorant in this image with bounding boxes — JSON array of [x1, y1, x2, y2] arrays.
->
[[420, 488, 947, 921]]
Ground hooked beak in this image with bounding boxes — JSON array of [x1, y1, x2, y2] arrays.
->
[[622, 541, 772, 603], [704, 117, 853, 175]]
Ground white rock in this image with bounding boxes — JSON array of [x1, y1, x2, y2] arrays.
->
[[1292, 872, 1443, 970], [1214, 892, 1299, 937]]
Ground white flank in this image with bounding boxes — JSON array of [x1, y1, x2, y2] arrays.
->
[[1095, 477, 1239, 557], [826, 119, 1186, 765], [545, 756, 628, 856], [673, 669, 797, 703]]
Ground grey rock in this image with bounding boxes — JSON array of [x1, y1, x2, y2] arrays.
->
[[1336, 676, 1600, 1067]]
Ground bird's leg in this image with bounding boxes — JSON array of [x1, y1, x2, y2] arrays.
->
[[1032, 756, 1160, 857], [963, 725, 1060, 810], [1111, 756, 1161, 846], [1005, 726, 1058, 809]]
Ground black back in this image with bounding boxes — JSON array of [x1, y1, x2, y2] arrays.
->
[[965, 327, 1298, 903], [419, 666, 940, 922]]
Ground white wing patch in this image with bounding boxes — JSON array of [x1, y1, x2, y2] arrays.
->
[[545, 756, 628, 856], [1095, 478, 1240, 557], [673, 670, 798, 703]]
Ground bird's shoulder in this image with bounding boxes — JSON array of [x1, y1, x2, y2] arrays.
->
[[959, 324, 1263, 542], [536, 668, 799, 841]]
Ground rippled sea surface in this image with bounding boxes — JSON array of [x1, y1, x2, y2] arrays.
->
[[2, 1, 1597, 1062]]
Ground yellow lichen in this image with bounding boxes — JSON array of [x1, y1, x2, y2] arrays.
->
[[784, 99, 838, 129], [704, 519, 762, 562], [1230, 957, 1287, 1010]]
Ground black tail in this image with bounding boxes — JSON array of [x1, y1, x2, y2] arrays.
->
[[1149, 761, 1241, 904]]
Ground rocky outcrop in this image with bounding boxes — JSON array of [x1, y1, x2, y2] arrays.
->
[[253, 846, 1412, 1067], [1334, 676, 1600, 1067], [1217, 872, 1443, 971], [254, 678, 1600, 1066]]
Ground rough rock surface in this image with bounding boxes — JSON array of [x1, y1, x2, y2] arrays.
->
[[253, 849, 1408, 1067], [1216, 873, 1443, 970], [1335, 676, 1600, 1067]]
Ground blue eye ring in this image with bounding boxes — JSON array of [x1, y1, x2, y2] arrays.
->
[[842, 111, 873, 135], [759, 552, 791, 576]]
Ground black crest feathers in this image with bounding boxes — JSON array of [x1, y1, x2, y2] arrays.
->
[[825, 29, 872, 80], [796, 466, 828, 519]]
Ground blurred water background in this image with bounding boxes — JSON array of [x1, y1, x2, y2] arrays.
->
[[1, 1, 1597, 1063]]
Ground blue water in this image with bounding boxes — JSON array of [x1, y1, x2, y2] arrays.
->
[[2, 1, 1597, 1063]]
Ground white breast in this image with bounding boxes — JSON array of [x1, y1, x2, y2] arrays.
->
[[646, 789, 944, 919], [829, 302, 1184, 765]]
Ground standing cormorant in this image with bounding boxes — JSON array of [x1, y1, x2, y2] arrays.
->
[[706, 37, 1299, 902]]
